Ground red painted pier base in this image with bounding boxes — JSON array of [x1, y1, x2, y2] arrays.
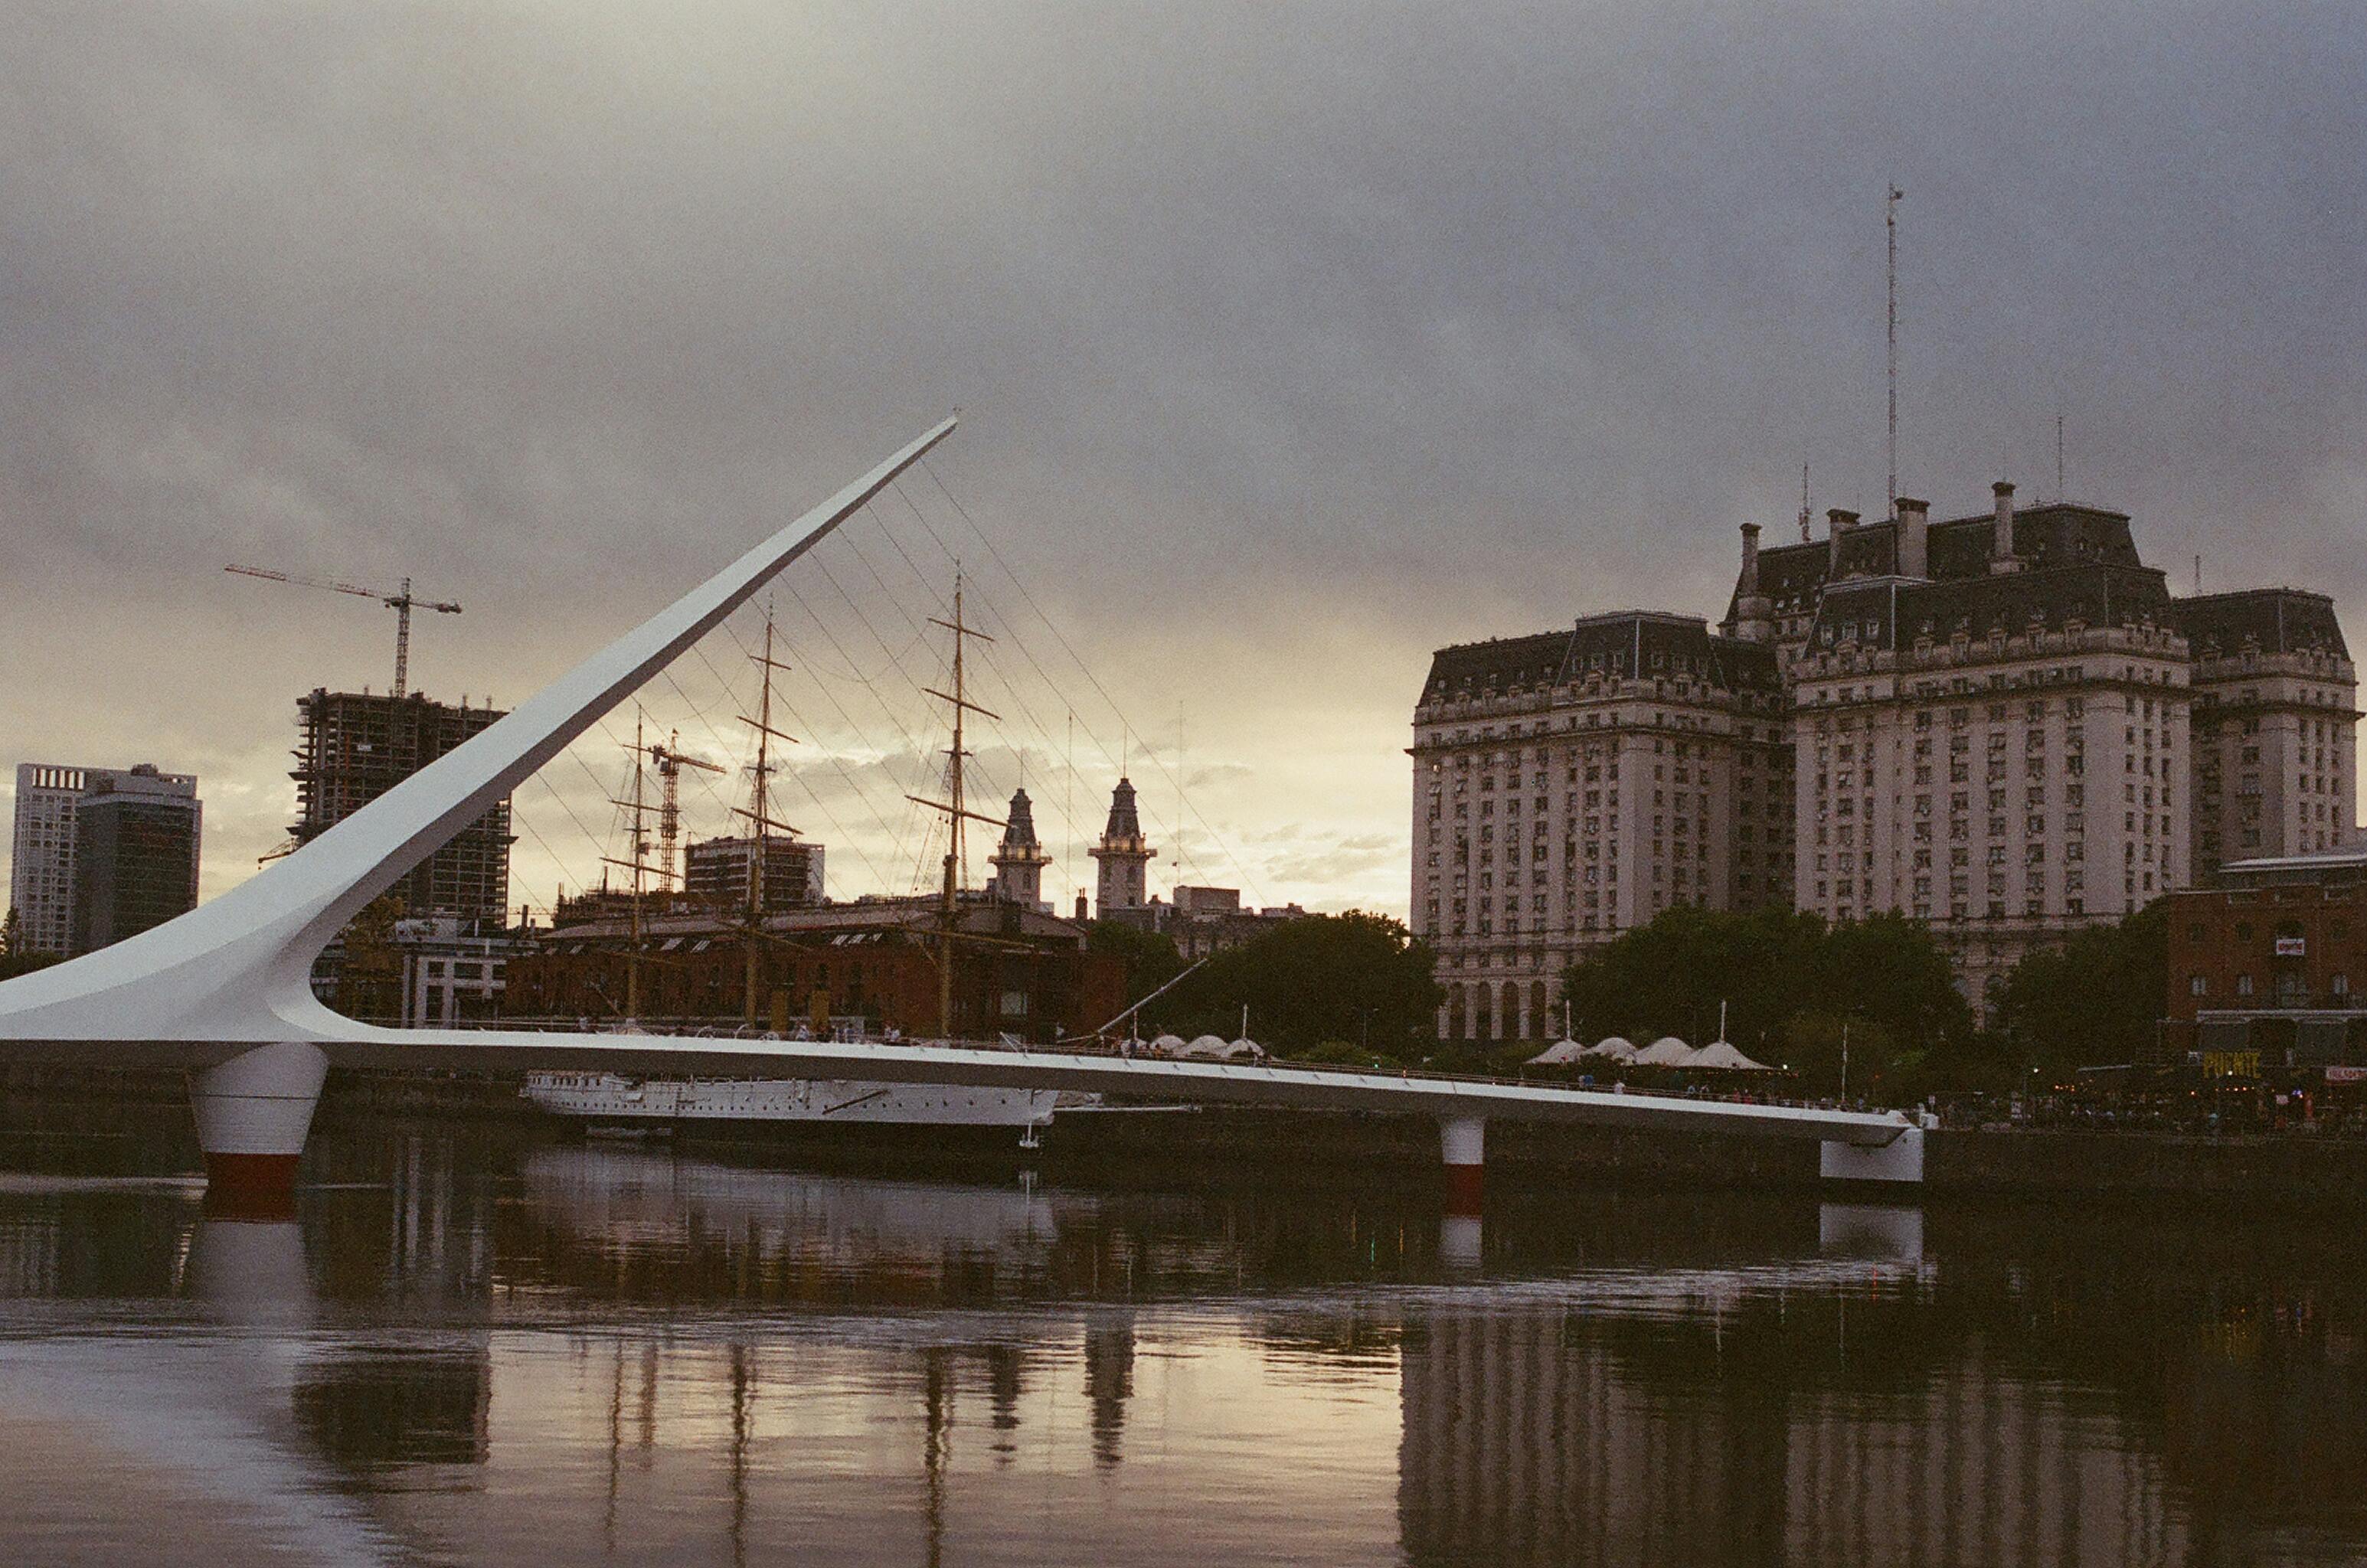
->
[[1440, 1115, 1486, 1217], [188, 1041, 327, 1215], [201, 1155, 303, 1221]]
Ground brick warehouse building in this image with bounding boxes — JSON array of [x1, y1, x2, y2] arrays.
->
[[2166, 846, 2367, 1070], [1414, 481, 2358, 1040], [501, 895, 1124, 1044]]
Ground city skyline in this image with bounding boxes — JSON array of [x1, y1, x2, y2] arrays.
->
[[5, 3, 2364, 926]]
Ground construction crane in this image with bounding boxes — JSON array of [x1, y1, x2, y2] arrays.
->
[[607, 730, 727, 890], [647, 730, 725, 889], [224, 565, 463, 698]]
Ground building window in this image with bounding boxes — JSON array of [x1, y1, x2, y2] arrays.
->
[[2191, 975, 2208, 997], [2237, 973, 2254, 997]]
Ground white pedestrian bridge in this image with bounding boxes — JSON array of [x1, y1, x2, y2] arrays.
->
[[0, 416, 1921, 1198]]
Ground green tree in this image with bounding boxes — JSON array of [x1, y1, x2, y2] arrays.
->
[[1813, 913, 1975, 1052], [1158, 912, 1443, 1056], [1990, 900, 2168, 1072], [1088, 920, 1185, 1011], [1556, 906, 1973, 1091], [333, 894, 409, 1024], [0, 906, 61, 982]]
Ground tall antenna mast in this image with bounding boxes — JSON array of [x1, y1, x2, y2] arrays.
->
[[909, 567, 1003, 1040], [1886, 184, 1903, 510], [1799, 462, 1812, 543], [2056, 412, 2066, 500]]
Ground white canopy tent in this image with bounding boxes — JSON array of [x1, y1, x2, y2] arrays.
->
[[1689, 1040, 1773, 1071], [1633, 1036, 1698, 1067]]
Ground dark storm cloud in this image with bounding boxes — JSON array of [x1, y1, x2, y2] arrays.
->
[[5, 2, 2363, 910]]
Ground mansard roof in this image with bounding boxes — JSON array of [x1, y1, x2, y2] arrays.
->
[[2169, 590, 2351, 662], [1929, 503, 2141, 577], [1807, 562, 2175, 652], [1751, 535, 1840, 608], [1733, 501, 2145, 619], [1421, 611, 1781, 704]]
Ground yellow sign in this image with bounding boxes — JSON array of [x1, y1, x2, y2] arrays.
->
[[2202, 1050, 2260, 1080]]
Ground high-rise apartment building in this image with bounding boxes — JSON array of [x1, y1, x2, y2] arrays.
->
[[10, 763, 201, 956], [1413, 482, 2357, 1035], [683, 834, 825, 913], [9, 765, 90, 956], [71, 766, 204, 954], [293, 689, 511, 920]]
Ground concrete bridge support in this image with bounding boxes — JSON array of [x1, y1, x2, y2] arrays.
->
[[1440, 1114, 1486, 1215], [1819, 1122, 1926, 1185], [188, 1041, 328, 1206]]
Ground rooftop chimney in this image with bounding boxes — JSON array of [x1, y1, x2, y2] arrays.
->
[[1895, 495, 1930, 579], [1729, 522, 1774, 642], [1826, 508, 1859, 574], [1990, 481, 2018, 573]]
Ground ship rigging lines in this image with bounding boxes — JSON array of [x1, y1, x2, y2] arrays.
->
[[497, 452, 1262, 931]]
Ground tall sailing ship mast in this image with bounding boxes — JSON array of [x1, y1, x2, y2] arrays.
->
[[606, 720, 725, 1024], [736, 614, 800, 1029], [907, 569, 1004, 1040], [600, 714, 659, 1022]]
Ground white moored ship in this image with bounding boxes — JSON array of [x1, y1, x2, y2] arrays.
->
[[521, 1068, 1064, 1146]]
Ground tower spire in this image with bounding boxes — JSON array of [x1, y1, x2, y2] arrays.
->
[[989, 787, 1053, 911], [1089, 776, 1157, 918]]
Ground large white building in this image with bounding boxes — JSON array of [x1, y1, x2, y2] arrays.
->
[[1412, 483, 2357, 1037], [1410, 611, 1793, 1042]]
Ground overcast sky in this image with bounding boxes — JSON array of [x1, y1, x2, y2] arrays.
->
[[5, 1, 2363, 923]]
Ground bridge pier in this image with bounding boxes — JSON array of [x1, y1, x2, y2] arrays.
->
[[188, 1041, 328, 1208], [1819, 1122, 1926, 1185], [1440, 1114, 1486, 1215]]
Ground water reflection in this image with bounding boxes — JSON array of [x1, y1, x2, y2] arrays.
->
[[0, 1119, 2363, 1565]]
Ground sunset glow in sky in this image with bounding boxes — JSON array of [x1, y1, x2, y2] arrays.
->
[[5, 3, 2362, 922]]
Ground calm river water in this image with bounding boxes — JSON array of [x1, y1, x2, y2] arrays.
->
[[2, 1114, 2365, 1566]]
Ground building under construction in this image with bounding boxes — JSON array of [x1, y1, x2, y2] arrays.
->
[[293, 688, 512, 921], [685, 834, 824, 913]]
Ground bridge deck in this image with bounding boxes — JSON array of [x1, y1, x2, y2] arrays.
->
[[0, 1028, 1907, 1148]]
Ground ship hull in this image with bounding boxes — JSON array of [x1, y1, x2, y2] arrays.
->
[[521, 1071, 1062, 1152]]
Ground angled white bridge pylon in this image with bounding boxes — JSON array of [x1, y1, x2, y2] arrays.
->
[[0, 416, 1921, 1204]]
